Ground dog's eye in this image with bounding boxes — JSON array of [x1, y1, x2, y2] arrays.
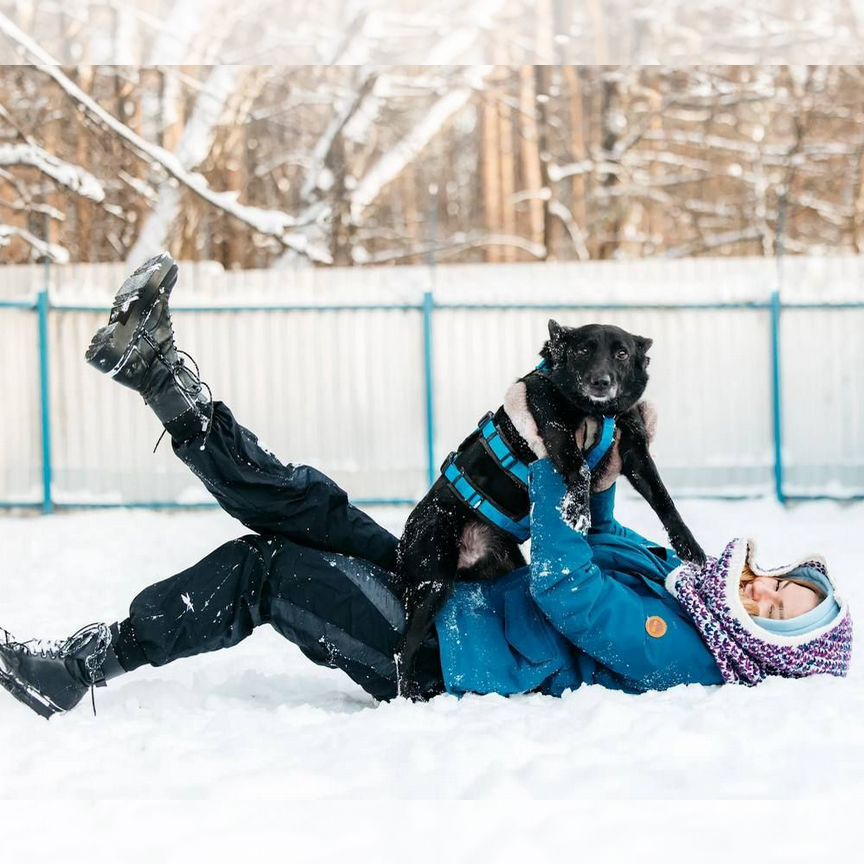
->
[[575, 346, 590, 357], [615, 349, 629, 360]]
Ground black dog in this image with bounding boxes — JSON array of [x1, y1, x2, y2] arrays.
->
[[395, 321, 706, 699]]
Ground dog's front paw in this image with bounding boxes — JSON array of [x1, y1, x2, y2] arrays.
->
[[566, 461, 591, 487], [560, 486, 591, 534], [558, 463, 591, 532], [670, 526, 707, 567]]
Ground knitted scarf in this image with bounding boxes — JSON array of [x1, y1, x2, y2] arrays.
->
[[665, 539, 853, 685]]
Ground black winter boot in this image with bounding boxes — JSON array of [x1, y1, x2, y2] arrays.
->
[[85, 252, 213, 441], [0, 623, 124, 719]]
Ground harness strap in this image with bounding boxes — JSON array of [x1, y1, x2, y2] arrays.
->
[[586, 417, 617, 470], [478, 413, 530, 485], [443, 458, 531, 543], [438, 390, 617, 543]]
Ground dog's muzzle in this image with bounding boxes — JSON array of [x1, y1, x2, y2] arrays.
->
[[584, 383, 618, 403]]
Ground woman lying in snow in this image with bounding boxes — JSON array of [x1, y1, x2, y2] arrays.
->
[[0, 256, 853, 718]]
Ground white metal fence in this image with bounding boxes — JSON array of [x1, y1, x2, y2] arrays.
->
[[2, 255, 863, 510]]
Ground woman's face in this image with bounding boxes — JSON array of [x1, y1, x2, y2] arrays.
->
[[742, 576, 821, 620]]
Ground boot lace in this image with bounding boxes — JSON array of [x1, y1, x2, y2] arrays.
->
[[175, 349, 215, 438], [141, 328, 215, 453]]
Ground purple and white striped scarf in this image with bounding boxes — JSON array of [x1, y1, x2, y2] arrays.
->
[[665, 539, 853, 685]]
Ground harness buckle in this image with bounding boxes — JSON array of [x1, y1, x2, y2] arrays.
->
[[476, 410, 496, 430], [439, 451, 457, 474]]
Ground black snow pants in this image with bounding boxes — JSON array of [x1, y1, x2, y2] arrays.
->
[[124, 402, 444, 702]]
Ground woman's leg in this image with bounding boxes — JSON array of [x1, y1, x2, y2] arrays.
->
[[171, 402, 399, 571], [0, 535, 443, 718], [86, 253, 398, 571], [116, 534, 275, 669], [262, 541, 444, 702], [120, 535, 443, 703], [0, 536, 275, 718]]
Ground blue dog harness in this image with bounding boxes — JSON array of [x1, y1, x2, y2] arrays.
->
[[439, 410, 617, 543]]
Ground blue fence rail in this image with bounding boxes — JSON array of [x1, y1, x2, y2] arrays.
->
[[1, 288, 862, 513]]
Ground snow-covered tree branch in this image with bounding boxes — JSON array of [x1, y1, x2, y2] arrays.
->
[[0, 11, 331, 263], [0, 144, 105, 203], [128, 66, 244, 262], [0, 223, 69, 262]]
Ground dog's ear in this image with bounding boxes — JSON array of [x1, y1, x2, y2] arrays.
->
[[634, 335, 653, 368], [542, 319, 567, 365], [635, 335, 653, 355]]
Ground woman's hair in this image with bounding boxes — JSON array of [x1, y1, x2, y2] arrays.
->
[[738, 564, 827, 617]]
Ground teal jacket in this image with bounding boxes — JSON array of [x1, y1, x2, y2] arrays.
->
[[435, 459, 724, 696]]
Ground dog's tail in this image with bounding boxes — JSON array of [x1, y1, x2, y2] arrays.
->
[[457, 521, 523, 581]]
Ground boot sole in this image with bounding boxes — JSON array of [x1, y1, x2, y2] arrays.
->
[[0, 655, 62, 719], [85, 252, 178, 377]]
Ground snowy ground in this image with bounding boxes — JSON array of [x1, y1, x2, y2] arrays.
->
[[1, 494, 863, 801]]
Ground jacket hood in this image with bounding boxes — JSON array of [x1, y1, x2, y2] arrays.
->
[[665, 538, 853, 684]]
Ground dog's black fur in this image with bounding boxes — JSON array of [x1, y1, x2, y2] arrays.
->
[[395, 321, 706, 699]]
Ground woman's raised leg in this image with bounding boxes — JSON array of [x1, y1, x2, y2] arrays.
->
[[85, 254, 398, 570], [171, 402, 399, 570]]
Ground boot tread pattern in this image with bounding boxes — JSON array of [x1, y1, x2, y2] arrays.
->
[[84, 252, 176, 373]]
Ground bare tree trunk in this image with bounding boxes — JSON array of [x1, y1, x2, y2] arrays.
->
[[598, 73, 621, 258], [586, 67, 603, 258], [534, 65, 553, 258], [498, 72, 516, 261], [562, 66, 588, 257], [329, 130, 353, 266], [73, 64, 93, 260], [644, 78, 663, 255], [481, 85, 503, 262], [854, 145, 864, 253], [519, 66, 545, 254]]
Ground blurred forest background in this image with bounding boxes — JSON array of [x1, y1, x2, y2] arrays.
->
[[3, 4, 864, 268]]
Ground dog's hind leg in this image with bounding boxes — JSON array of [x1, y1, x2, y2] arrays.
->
[[396, 504, 464, 701], [397, 579, 453, 701], [617, 408, 706, 566]]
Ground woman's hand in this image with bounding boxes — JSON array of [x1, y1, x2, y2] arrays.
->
[[591, 400, 657, 492]]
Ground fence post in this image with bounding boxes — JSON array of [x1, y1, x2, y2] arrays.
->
[[769, 288, 786, 504], [422, 290, 437, 487], [37, 269, 54, 515]]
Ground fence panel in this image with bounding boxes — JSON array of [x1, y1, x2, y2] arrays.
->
[[0, 304, 42, 505], [47, 307, 427, 504], [2, 255, 864, 508], [781, 307, 864, 496]]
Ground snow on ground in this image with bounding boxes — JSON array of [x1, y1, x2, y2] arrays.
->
[[1, 494, 863, 800]]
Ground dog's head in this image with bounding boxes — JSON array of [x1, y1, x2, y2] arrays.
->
[[539, 321, 653, 412]]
